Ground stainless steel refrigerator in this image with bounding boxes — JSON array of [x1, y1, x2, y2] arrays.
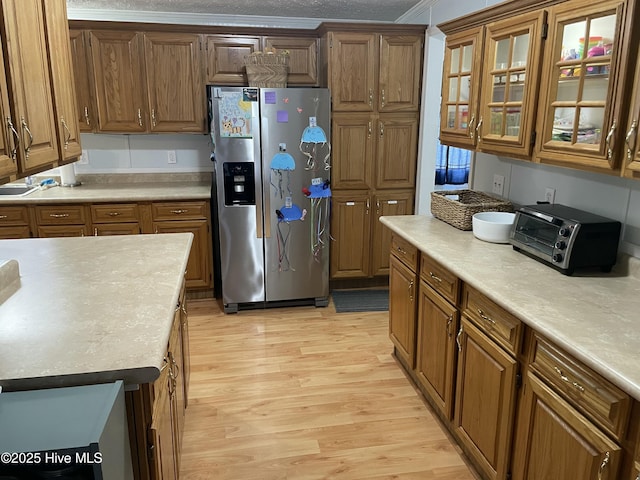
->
[[209, 86, 332, 313]]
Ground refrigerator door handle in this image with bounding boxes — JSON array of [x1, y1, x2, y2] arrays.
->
[[262, 189, 271, 239]]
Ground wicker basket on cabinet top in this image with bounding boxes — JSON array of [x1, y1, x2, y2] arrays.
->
[[431, 189, 513, 231]]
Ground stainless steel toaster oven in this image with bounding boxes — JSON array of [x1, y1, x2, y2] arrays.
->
[[509, 204, 621, 275]]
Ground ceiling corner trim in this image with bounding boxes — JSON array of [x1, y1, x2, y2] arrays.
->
[[396, 0, 435, 23], [65, 8, 326, 29]]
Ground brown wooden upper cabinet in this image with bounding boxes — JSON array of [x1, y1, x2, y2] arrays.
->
[[43, 0, 82, 163], [205, 35, 319, 86], [439, 26, 484, 149], [69, 29, 97, 133], [327, 32, 423, 112], [536, 0, 637, 174], [82, 30, 205, 133], [0, 42, 16, 182], [622, 38, 640, 179], [440, 11, 546, 158], [1, 0, 61, 177], [88, 30, 147, 133], [205, 35, 260, 85]]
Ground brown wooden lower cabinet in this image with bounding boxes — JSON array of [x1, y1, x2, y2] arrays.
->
[[128, 284, 190, 480], [511, 369, 622, 480], [388, 253, 418, 369], [415, 280, 458, 421], [0, 199, 213, 291], [387, 237, 640, 480], [454, 317, 519, 480]]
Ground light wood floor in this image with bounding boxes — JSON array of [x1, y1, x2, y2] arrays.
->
[[179, 298, 478, 480]]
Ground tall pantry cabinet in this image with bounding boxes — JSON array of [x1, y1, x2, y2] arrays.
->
[[319, 24, 425, 280]]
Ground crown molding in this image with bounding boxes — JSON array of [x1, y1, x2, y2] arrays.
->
[[396, 0, 435, 24], [66, 8, 379, 30]]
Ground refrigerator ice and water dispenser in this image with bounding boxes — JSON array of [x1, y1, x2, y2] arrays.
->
[[223, 162, 256, 206]]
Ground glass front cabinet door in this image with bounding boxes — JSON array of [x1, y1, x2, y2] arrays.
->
[[535, 0, 635, 172], [622, 43, 640, 178], [477, 11, 546, 159], [439, 26, 484, 149]]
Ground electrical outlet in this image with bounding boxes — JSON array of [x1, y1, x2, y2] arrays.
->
[[544, 187, 556, 204], [492, 174, 505, 196], [167, 150, 177, 164], [78, 150, 89, 165]]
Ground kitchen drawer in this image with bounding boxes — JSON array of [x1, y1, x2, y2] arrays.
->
[[34, 205, 87, 225], [0, 225, 31, 239], [91, 203, 140, 223], [420, 253, 460, 305], [529, 334, 631, 442], [390, 233, 418, 271], [93, 223, 141, 236], [0, 206, 29, 225], [461, 284, 522, 356], [37, 225, 89, 237], [151, 201, 208, 221]]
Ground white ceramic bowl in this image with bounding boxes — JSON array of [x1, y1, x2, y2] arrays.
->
[[472, 211, 516, 243]]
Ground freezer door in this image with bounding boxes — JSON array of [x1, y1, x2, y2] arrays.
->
[[260, 88, 331, 302], [210, 86, 265, 306]]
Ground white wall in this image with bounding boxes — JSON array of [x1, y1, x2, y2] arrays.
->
[[75, 133, 213, 173]]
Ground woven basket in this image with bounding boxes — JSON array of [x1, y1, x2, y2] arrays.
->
[[431, 189, 513, 231], [244, 52, 289, 87]]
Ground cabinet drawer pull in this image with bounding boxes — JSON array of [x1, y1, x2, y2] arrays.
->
[[429, 271, 442, 283], [137, 108, 143, 127], [468, 114, 476, 140], [379, 122, 384, 137], [21, 118, 33, 158], [605, 121, 616, 160], [108, 212, 121, 216], [61, 117, 71, 148], [477, 308, 495, 325], [598, 451, 610, 480], [0, 215, 7, 219], [446, 315, 453, 337], [625, 119, 637, 162], [7, 117, 19, 161], [475, 116, 483, 143], [84, 106, 90, 126], [94, 227, 98, 236], [408, 280, 414, 302], [151, 108, 157, 127], [170, 209, 188, 215], [396, 246, 407, 255], [367, 121, 372, 138], [553, 366, 585, 393], [369, 88, 373, 106], [159, 357, 169, 372], [456, 325, 463, 352], [381, 88, 386, 108], [49, 213, 70, 218]]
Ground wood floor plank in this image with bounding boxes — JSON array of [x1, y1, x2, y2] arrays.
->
[[180, 298, 478, 479]]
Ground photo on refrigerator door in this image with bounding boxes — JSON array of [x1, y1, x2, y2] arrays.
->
[[218, 90, 254, 138]]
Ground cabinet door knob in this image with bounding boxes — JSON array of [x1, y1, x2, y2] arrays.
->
[[21, 117, 33, 158], [6, 117, 19, 161], [456, 325, 463, 352], [61, 117, 71, 149], [598, 451, 610, 480], [625, 119, 637, 163], [475, 116, 483, 143], [605, 121, 616, 161]]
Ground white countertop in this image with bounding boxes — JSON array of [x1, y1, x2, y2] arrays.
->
[[0, 233, 193, 391], [380, 214, 640, 400], [0, 180, 211, 204]]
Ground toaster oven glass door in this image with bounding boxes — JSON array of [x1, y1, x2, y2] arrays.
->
[[512, 214, 559, 256]]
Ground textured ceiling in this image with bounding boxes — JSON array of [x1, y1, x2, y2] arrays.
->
[[66, 0, 425, 22]]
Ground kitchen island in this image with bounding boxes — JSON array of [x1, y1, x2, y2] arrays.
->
[[381, 214, 640, 480], [0, 233, 192, 390], [0, 233, 193, 479]]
